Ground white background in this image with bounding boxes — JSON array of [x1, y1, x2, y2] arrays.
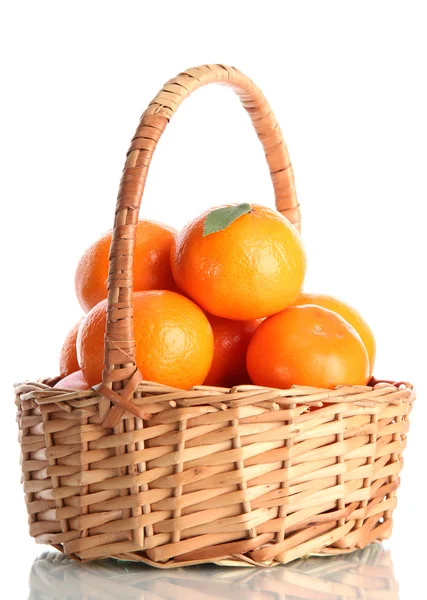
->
[[1, 1, 426, 597]]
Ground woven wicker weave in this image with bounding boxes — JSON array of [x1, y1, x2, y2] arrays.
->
[[15, 64, 414, 567]]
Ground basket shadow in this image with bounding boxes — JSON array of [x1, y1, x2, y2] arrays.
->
[[28, 543, 398, 600]]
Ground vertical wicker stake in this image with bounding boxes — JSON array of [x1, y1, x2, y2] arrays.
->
[[356, 411, 379, 531], [276, 402, 296, 544], [40, 407, 70, 537], [171, 419, 188, 544], [384, 400, 405, 530], [231, 418, 256, 540]]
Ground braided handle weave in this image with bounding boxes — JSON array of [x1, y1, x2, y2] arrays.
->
[[100, 64, 300, 423]]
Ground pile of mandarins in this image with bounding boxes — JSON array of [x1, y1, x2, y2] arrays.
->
[[56, 203, 375, 392]]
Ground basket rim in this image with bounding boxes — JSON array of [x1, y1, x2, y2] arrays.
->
[[15, 377, 415, 412]]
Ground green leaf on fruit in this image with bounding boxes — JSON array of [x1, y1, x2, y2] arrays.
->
[[203, 203, 252, 237]]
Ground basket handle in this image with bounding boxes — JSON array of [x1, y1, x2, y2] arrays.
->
[[99, 64, 300, 427]]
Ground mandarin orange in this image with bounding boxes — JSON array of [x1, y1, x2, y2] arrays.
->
[[77, 290, 214, 389], [75, 220, 176, 312], [171, 204, 306, 320], [59, 318, 83, 377], [203, 316, 262, 388], [292, 292, 376, 376], [54, 370, 90, 390], [247, 305, 370, 389]]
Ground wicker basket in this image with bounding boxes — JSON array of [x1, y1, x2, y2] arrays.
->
[[29, 545, 398, 599], [15, 64, 414, 567]]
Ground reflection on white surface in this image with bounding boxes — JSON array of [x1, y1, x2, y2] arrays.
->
[[28, 544, 398, 600]]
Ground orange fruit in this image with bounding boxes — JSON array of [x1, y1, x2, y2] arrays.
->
[[75, 220, 177, 312], [293, 293, 376, 375], [54, 370, 91, 390], [171, 204, 306, 320], [203, 316, 262, 388], [77, 290, 214, 389], [247, 305, 370, 390], [59, 318, 83, 377]]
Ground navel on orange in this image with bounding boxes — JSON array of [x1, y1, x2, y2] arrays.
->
[[247, 305, 370, 389], [75, 220, 176, 312], [77, 290, 214, 389], [171, 204, 306, 320]]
